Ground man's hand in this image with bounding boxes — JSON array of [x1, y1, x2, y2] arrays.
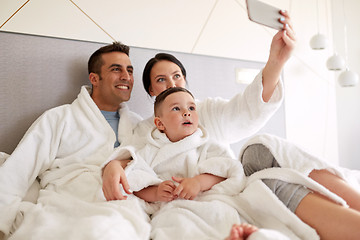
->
[[102, 160, 131, 201], [172, 176, 201, 200]]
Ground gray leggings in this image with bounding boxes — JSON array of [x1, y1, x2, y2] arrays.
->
[[241, 144, 311, 213]]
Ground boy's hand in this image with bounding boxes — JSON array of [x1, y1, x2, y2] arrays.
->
[[172, 176, 201, 200], [157, 180, 176, 202]]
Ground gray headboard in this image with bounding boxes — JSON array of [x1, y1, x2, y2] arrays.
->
[[0, 31, 286, 157]]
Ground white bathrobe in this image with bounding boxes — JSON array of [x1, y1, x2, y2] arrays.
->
[[110, 126, 290, 240], [224, 133, 360, 240], [0, 86, 151, 240], [117, 127, 245, 194], [240, 133, 360, 200]]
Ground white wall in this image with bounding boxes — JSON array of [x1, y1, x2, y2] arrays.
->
[[284, 0, 339, 165], [1, 0, 359, 169], [331, 0, 360, 169]]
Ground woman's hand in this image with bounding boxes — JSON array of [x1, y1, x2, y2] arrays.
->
[[102, 159, 132, 201], [262, 10, 296, 102], [268, 10, 296, 68]]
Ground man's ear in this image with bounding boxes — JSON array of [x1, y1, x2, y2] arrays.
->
[[154, 117, 165, 131], [89, 73, 100, 86]]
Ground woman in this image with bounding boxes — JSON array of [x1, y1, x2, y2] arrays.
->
[[102, 10, 360, 240]]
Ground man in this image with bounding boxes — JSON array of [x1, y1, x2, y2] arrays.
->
[[0, 42, 150, 240]]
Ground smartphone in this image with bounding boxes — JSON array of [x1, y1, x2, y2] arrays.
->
[[246, 0, 284, 30]]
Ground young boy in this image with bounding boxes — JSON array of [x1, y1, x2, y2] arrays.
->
[[108, 87, 289, 240], [133, 87, 239, 203]]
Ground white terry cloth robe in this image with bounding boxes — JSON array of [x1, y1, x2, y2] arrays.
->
[[103, 69, 284, 167], [109, 126, 290, 240], [238, 133, 360, 200], [241, 133, 360, 186], [227, 133, 360, 240], [0, 86, 151, 240]]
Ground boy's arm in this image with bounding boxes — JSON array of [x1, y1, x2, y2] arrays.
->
[[134, 180, 176, 203], [133, 185, 158, 202], [194, 173, 226, 191], [172, 173, 225, 200]]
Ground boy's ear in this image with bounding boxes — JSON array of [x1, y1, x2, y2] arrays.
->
[[154, 117, 165, 131]]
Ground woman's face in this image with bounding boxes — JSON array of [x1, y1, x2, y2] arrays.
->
[[149, 60, 186, 96]]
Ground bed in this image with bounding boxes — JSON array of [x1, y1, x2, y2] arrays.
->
[[1, 30, 360, 240]]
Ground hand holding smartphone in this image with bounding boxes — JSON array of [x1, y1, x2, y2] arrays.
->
[[246, 0, 284, 30]]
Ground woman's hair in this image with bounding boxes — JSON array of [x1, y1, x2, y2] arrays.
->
[[142, 53, 187, 96], [88, 41, 130, 75], [154, 87, 194, 117]]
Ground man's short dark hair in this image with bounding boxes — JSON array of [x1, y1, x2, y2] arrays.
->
[[88, 42, 130, 75]]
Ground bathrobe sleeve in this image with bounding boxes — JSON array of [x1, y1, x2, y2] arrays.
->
[[196, 141, 246, 195], [241, 133, 360, 193], [107, 144, 163, 193], [197, 70, 283, 145], [0, 85, 140, 237], [0, 106, 66, 236], [101, 117, 154, 168]]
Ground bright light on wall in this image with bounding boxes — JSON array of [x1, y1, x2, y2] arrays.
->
[[235, 68, 259, 85]]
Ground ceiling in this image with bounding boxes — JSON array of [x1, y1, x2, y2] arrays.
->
[[0, 0, 291, 62]]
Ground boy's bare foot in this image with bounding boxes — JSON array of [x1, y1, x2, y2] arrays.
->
[[225, 223, 258, 240]]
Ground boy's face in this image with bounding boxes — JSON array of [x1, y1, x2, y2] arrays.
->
[[154, 91, 198, 142]]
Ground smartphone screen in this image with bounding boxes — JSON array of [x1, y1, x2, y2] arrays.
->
[[246, 0, 283, 30]]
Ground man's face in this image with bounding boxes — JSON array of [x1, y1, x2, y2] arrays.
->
[[91, 52, 134, 111]]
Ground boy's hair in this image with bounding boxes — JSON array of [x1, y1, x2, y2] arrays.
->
[[88, 41, 130, 75], [154, 87, 194, 117]]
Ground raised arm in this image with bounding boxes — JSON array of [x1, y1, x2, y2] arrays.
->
[[196, 11, 296, 145], [262, 10, 296, 102]]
